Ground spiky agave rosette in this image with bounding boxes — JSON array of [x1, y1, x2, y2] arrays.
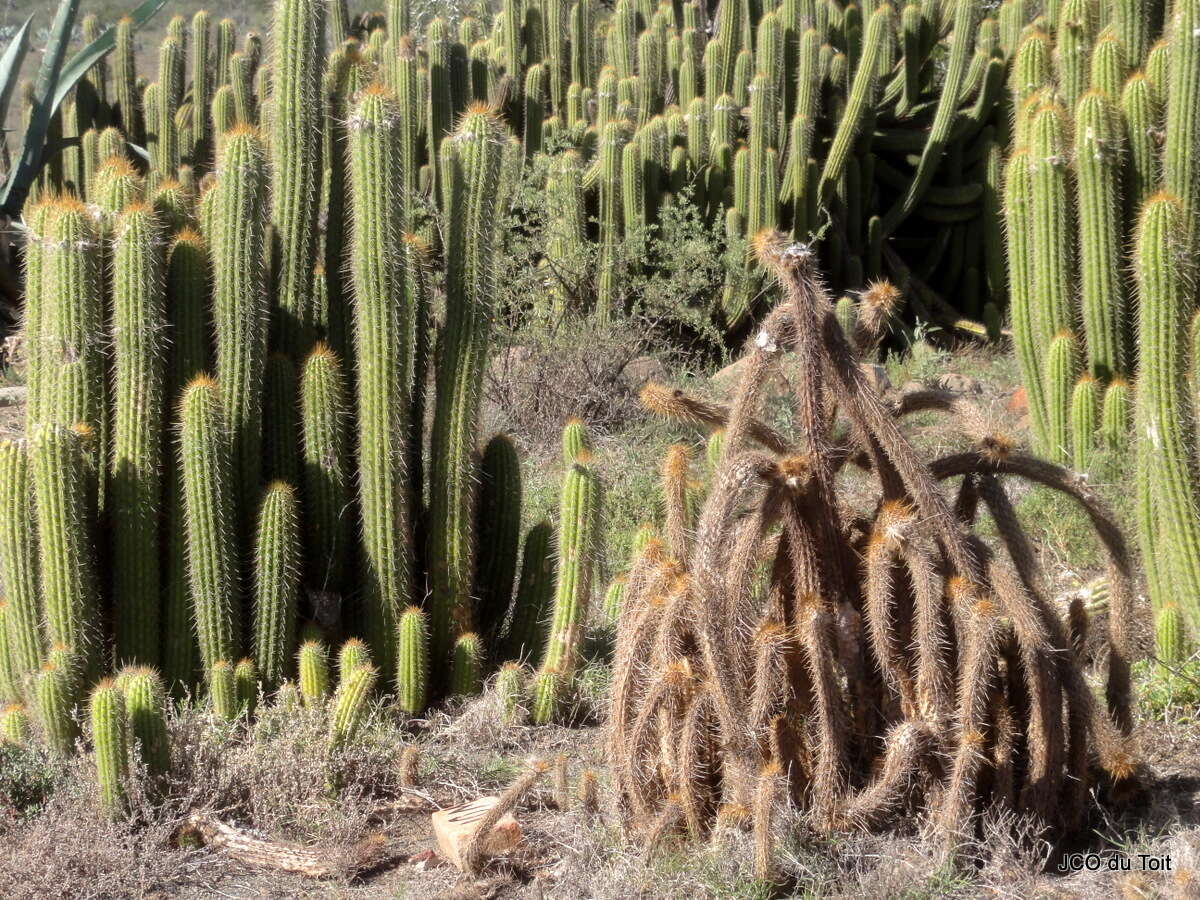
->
[[612, 232, 1142, 865]]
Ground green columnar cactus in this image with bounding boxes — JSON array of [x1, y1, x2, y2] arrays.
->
[[269, 0, 325, 357], [89, 681, 129, 816], [114, 18, 142, 144], [252, 482, 301, 690], [494, 661, 527, 724], [298, 640, 331, 705], [1029, 102, 1075, 357], [1004, 149, 1051, 453], [118, 666, 169, 779], [428, 109, 512, 670], [427, 18, 454, 199], [110, 204, 167, 667], [215, 19, 235, 89], [1046, 331, 1078, 466], [20, 201, 52, 426], [179, 377, 241, 674], [546, 151, 586, 312], [450, 632, 484, 696], [818, 4, 889, 206], [397, 606, 428, 714], [39, 200, 104, 450], [1166, 0, 1200, 249], [1089, 32, 1128, 100], [595, 121, 626, 323], [162, 230, 210, 690], [300, 344, 352, 594], [31, 425, 101, 680], [1121, 74, 1160, 230], [0, 604, 16, 702], [329, 663, 377, 748], [504, 521, 555, 665], [1113, 0, 1155, 66], [621, 139, 645, 232], [36, 645, 80, 755], [337, 638, 371, 678], [475, 435, 523, 651], [263, 354, 302, 485], [1055, 0, 1094, 109], [523, 63, 547, 157], [235, 658, 258, 715], [348, 85, 415, 680], [1156, 604, 1187, 665], [1136, 194, 1200, 655], [230, 54, 257, 124], [531, 432, 599, 724], [603, 576, 625, 623], [206, 126, 269, 529], [190, 11, 212, 166], [1071, 375, 1099, 471], [209, 660, 237, 719], [212, 85, 236, 140], [569, 1, 591, 87], [1100, 376, 1131, 454], [156, 38, 184, 181], [1, 703, 30, 744], [1074, 90, 1125, 381], [0, 442, 43, 689]]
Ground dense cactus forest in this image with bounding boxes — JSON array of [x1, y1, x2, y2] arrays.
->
[[0, 0, 1199, 895]]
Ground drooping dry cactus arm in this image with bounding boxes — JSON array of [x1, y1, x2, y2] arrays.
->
[[639, 383, 790, 455], [927, 451, 1136, 733]]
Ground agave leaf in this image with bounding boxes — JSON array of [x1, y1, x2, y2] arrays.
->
[[0, 0, 80, 215], [51, 0, 171, 115], [0, 15, 34, 128]]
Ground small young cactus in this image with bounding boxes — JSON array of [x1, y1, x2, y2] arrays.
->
[[89, 680, 129, 817], [118, 666, 170, 779], [300, 344, 352, 595], [36, 644, 80, 755], [1, 703, 31, 744], [397, 606, 429, 715], [337, 639, 371, 680], [450, 632, 484, 696], [209, 660, 238, 719], [494, 661, 527, 724], [475, 434, 523, 651], [503, 521, 556, 665], [329, 664, 378, 748], [252, 482, 301, 690], [298, 640, 331, 706]]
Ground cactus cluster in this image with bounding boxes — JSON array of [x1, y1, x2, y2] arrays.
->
[[615, 234, 1140, 860], [998, 1, 1200, 660], [1, 0, 627, 777]]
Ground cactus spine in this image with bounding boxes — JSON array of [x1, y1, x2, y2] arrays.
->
[[347, 84, 414, 680], [428, 107, 511, 671], [179, 377, 240, 674], [270, 0, 325, 356], [110, 204, 167, 666], [252, 482, 301, 689]]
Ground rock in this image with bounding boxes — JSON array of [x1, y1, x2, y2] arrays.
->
[[621, 355, 668, 388], [1006, 386, 1028, 415], [937, 373, 982, 394], [431, 797, 523, 872], [860, 363, 892, 393], [711, 357, 747, 387], [0, 385, 26, 408]]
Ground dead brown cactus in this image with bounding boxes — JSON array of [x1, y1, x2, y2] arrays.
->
[[609, 232, 1144, 862]]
